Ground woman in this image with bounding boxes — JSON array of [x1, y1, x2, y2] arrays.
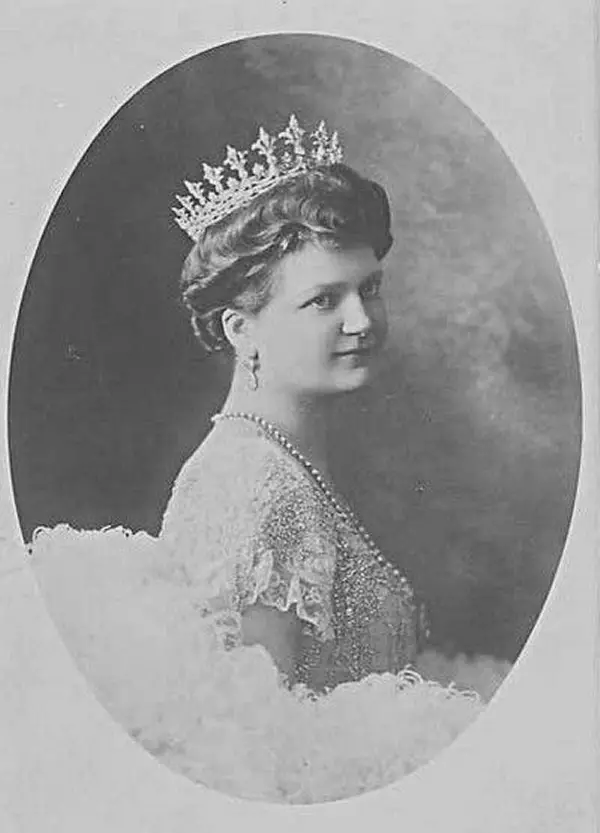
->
[[161, 115, 428, 692], [30, 116, 491, 801]]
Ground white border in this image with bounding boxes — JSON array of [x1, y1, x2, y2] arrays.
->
[[0, 1, 597, 831]]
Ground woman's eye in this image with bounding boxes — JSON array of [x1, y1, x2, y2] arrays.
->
[[307, 293, 337, 310]]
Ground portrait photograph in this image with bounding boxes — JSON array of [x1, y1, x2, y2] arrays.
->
[[0, 3, 597, 832]]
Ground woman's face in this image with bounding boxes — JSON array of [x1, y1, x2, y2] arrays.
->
[[249, 242, 389, 398]]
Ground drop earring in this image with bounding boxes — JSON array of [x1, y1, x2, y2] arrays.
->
[[243, 354, 259, 391]]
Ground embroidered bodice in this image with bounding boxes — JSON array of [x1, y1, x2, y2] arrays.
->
[[160, 417, 424, 691]]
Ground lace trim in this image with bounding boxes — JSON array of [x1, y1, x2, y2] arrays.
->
[[161, 430, 339, 646], [239, 546, 336, 641]]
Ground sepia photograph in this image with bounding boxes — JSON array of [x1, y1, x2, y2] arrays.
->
[[6, 34, 584, 804]]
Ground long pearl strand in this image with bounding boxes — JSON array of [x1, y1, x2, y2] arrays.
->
[[211, 411, 413, 593]]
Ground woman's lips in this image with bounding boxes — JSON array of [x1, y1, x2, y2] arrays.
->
[[333, 345, 378, 365], [334, 343, 377, 357]]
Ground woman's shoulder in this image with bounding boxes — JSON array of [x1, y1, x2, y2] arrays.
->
[[176, 420, 310, 494], [160, 420, 324, 535]]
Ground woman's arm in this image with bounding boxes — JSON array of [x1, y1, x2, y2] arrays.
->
[[241, 602, 302, 684]]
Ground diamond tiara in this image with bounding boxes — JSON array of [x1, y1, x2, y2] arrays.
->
[[172, 114, 344, 242]]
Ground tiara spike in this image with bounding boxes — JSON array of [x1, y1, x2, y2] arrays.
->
[[202, 163, 225, 193], [279, 114, 306, 162], [173, 114, 345, 242], [183, 180, 206, 202], [330, 131, 343, 163], [252, 127, 279, 176], [225, 146, 249, 181], [311, 121, 333, 165]]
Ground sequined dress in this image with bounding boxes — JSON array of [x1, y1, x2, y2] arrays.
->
[[160, 416, 424, 692], [28, 416, 491, 802]]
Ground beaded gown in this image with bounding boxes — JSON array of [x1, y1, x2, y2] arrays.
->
[[160, 414, 426, 691], [28, 414, 492, 802]]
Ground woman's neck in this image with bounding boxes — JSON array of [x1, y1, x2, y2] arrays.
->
[[220, 367, 333, 475]]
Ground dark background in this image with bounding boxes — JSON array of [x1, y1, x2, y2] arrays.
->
[[8, 35, 581, 661]]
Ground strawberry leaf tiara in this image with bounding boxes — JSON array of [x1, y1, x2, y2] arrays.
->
[[172, 114, 344, 242]]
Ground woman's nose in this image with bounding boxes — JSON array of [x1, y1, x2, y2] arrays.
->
[[341, 292, 372, 335]]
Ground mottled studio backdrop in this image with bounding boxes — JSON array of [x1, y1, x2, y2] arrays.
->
[[9, 35, 581, 661]]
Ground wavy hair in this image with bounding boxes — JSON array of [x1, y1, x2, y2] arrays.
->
[[180, 163, 393, 352]]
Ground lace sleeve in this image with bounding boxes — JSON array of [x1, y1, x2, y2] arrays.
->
[[160, 438, 338, 645], [239, 471, 338, 641]]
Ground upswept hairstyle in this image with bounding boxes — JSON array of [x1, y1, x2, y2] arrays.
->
[[180, 163, 393, 353]]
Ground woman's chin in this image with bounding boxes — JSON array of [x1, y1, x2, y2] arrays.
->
[[332, 364, 374, 393]]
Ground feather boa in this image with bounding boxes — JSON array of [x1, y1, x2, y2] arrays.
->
[[28, 525, 511, 803]]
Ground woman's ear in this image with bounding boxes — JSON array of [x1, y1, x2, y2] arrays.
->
[[222, 308, 254, 353]]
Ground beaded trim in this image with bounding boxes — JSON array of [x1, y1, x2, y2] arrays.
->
[[211, 411, 414, 595]]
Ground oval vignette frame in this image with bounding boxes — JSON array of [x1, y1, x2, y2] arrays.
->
[[7, 32, 583, 804]]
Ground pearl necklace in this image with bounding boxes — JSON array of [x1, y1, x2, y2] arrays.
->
[[211, 411, 412, 591]]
